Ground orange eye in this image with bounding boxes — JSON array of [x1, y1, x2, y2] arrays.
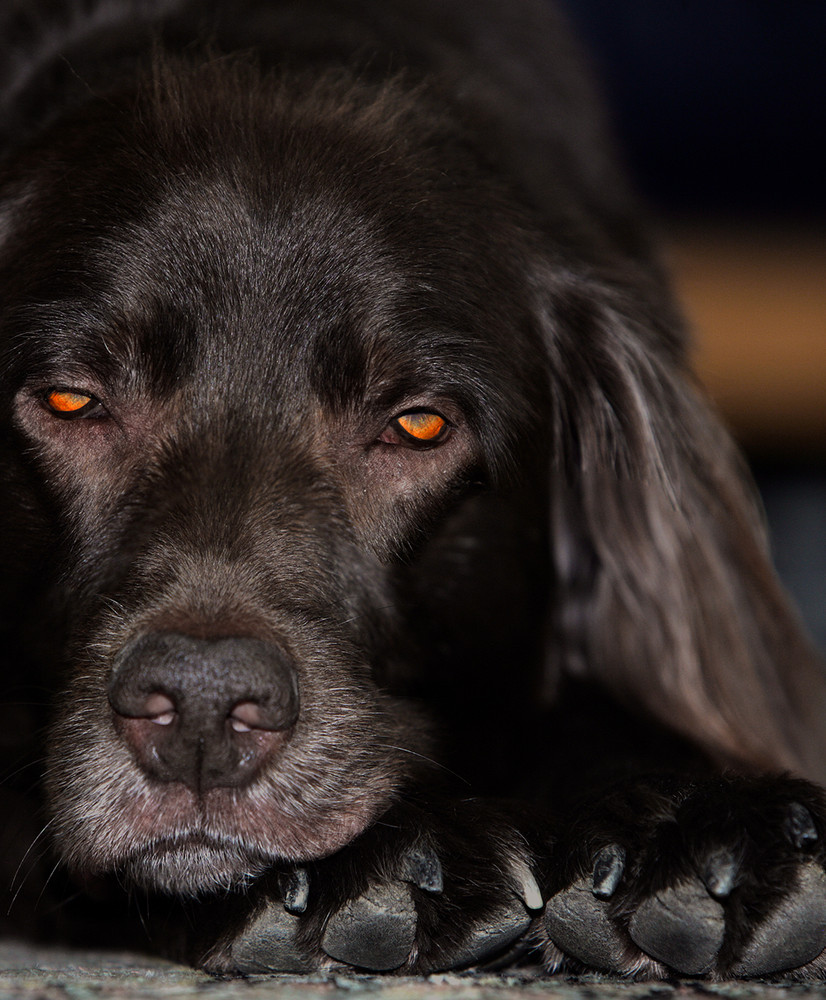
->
[[394, 411, 448, 443], [44, 389, 97, 416]]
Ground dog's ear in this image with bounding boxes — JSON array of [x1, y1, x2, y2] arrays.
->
[[536, 262, 826, 782]]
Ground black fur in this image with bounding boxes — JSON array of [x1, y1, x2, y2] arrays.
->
[[3, 0, 826, 979]]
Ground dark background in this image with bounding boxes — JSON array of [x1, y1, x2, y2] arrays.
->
[[558, 0, 826, 219], [557, 0, 826, 650]]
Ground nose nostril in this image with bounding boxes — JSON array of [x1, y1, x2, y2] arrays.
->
[[144, 691, 176, 726], [109, 632, 300, 788], [229, 700, 267, 733]]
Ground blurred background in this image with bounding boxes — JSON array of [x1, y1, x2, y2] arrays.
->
[[557, 0, 826, 650]]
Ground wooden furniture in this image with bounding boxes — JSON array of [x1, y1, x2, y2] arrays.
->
[[666, 227, 826, 454]]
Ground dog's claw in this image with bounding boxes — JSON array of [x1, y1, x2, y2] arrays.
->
[[321, 881, 416, 971], [280, 866, 310, 914], [400, 844, 443, 893], [508, 857, 543, 910], [784, 803, 819, 850], [592, 844, 625, 899], [701, 848, 738, 899]]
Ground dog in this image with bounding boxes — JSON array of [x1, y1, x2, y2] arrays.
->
[[2, 0, 826, 979]]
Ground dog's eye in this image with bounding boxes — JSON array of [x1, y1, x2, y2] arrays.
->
[[43, 388, 104, 419], [386, 411, 449, 446]]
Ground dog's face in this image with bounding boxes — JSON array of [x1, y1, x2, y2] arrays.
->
[[0, 64, 548, 894]]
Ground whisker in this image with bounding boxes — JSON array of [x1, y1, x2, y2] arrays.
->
[[378, 744, 470, 785], [0, 756, 46, 788], [38, 887, 87, 915], [34, 859, 63, 913], [10, 815, 57, 895], [7, 843, 54, 916]]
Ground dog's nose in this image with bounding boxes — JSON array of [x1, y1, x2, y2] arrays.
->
[[107, 632, 299, 791]]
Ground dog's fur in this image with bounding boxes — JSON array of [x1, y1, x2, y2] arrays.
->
[[2, 0, 826, 978]]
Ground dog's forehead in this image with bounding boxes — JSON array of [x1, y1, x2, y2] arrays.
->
[[105, 170, 389, 363], [84, 185, 512, 405], [91, 170, 483, 413], [1, 67, 541, 438]]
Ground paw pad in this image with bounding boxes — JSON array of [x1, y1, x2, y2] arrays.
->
[[731, 863, 826, 976], [545, 843, 628, 971], [322, 881, 417, 971], [448, 899, 533, 968], [628, 879, 724, 975], [230, 898, 315, 973], [545, 881, 627, 970]]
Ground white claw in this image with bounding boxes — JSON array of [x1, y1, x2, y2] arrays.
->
[[509, 857, 543, 911]]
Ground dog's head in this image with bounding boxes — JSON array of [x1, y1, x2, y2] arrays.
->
[[0, 60, 550, 893], [4, 48, 823, 900]]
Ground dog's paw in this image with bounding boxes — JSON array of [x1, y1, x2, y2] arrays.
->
[[542, 776, 826, 979], [205, 801, 543, 974]]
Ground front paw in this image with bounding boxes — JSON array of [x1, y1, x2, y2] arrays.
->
[[203, 801, 544, 974], [543, 776, 826, 979]]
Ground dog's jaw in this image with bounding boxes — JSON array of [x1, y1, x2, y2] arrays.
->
[[47, 750, 402, 895]]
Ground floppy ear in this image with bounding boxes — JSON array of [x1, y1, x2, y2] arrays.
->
[[537, 262, 826, 783]]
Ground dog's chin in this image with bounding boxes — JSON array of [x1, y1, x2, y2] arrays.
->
[[122, 835, 274, 896]]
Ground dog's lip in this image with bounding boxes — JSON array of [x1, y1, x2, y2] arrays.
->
[[136, 830, 263, 854], [112, 828, 277, 893], [120, 829, 275, 870]]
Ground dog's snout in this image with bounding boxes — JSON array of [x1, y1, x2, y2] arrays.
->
[[108, 632, 299, 791]]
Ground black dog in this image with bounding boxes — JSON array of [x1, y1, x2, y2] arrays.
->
[[2, 0, 826, 979]]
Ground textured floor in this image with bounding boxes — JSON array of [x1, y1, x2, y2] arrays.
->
[[3, 942, 826, 1000]]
